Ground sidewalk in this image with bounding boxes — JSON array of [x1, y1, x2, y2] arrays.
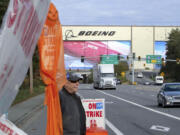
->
[[8, 94, 45, 127]]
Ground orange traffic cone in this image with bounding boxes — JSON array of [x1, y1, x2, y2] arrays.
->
[[86, 120, 108, 135]]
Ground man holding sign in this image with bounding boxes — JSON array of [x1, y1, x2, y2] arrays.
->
[[59, 72, 86, 135]]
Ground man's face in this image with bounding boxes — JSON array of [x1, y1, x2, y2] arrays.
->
[[64, 80, 79, 94]]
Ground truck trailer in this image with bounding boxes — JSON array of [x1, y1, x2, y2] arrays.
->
[[93, 64, 116, 89]]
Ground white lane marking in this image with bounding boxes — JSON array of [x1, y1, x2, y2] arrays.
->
[[77, 93, 84, 98], [151, 95, 155, 97], [99, 91, 180, 121], [105, 101, 114, 104], [105, 119, 124, 135], [150, 125, 170, 132]]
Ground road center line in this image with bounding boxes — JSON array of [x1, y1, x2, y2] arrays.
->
[[105, 119, 124, 135], [99, 91, 180, 121]]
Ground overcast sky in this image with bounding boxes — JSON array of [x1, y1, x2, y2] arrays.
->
[[51, 0, 180, 26]]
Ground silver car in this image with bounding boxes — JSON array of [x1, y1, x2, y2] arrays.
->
[[157, 83, 180, 107], [137, 72, 143, 78]]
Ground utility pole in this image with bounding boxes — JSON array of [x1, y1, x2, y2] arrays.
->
[[132, 58, 135, 84], [131, 53, 135, 84], [130, 26, 135, 84]]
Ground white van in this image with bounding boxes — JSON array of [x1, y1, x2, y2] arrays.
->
[[155, 76, 164, 85]]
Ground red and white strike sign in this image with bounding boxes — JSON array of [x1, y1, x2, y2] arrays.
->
[[82, 99, 105, 129], [0, 115, 27, 135]]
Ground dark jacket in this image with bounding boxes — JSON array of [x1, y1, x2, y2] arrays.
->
[[59, 87, 86, 135]]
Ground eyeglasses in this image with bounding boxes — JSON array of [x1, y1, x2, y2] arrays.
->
[[70, 80, 79, 83]]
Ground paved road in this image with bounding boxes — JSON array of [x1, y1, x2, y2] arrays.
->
[[126, 71, 155, 85], [80, 84, 180, 135], [12, 84, 180, 135]]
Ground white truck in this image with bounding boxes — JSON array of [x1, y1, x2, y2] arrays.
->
[[93, 64, 116, 89]]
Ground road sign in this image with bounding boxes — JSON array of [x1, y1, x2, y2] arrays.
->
[[82, 99, 105, 129], [121, 72, 125, 77], [146, 55, 162, 64], [160, 72, 165, 77], [101, 55, 118, 64]]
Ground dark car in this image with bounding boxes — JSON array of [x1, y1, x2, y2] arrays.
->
[[116, 78, 121, 85], [157, 83, 180, 107], [129, 71, 132, 75]]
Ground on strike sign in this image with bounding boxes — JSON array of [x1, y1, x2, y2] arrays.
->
[[82, 99, 105, 129]]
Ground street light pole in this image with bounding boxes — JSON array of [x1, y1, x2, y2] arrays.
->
[[130, 52, 135, 84]]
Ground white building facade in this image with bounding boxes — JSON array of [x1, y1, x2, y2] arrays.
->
[[62, 26, 180, 70]]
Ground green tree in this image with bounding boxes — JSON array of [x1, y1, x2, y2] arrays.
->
[[114, 61, 129, 78], [0, 0, 9, 27], [87, 69, 93, 83], [160, 29, 180, 81]]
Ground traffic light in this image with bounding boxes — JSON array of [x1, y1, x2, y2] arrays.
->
[[161, 58, 165, 66], [138, 56, 141, 61], [133, 53, 136, 59], [127, 56, 129, 60], [177, 58, 180, 64], [117, 53, 121, 60], [161, 58, 165, 62], [81, 56, 84, 62], [100, 55, 102, 62]]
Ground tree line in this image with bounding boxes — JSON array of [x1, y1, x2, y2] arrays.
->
[[0, 0, 9, 28], [160, 29, 180, 82]]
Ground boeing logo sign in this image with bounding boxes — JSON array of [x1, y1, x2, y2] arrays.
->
[[78, 31, 116, 36], [64, 30, 116, 40], [65, 30, 77, 40]]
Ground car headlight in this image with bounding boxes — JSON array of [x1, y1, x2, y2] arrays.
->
[[165, 96, 173, 100]]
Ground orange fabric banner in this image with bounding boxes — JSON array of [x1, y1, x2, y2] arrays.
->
[[38, 3, 66, 135]]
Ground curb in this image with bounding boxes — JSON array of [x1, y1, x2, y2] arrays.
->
[[14, 104, 44, 127], [8, 94, 45, 127]]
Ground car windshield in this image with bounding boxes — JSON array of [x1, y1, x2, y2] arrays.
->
[[157, 78, 163, 80], [101, 73, 114, 77], [164, 84, 180, 91]]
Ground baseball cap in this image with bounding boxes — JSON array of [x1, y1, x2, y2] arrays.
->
[[66, 72, 83, 82]]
